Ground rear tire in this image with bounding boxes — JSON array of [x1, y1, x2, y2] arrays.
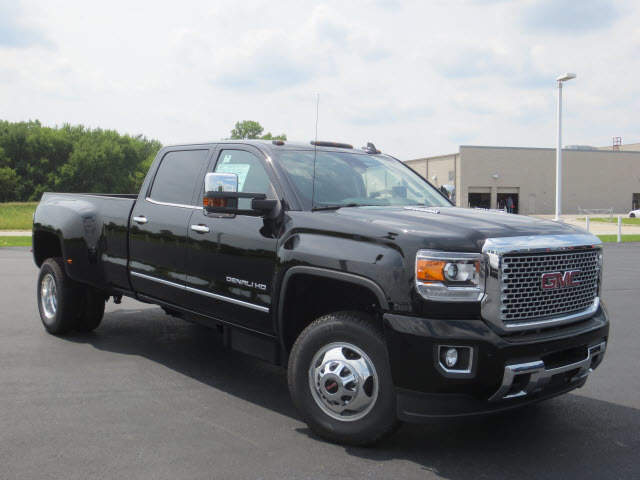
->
[[631, 213, 636, 218], [287, 311, 398, 446], [75, 286, 105, 332], [37, 257, 80, 335]]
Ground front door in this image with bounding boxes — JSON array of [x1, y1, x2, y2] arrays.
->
[[129, 148, 211, 306], [184, 146, 281, 333]]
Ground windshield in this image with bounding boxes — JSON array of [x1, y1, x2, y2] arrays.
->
[[277, 150, 451, 210]]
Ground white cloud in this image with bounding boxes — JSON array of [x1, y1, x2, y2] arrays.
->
[[0, 3, 51, 47], [0, 0, 638, 159], [520, 0, 620, 33]]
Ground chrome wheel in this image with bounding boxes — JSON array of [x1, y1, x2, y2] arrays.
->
[[308, 342, 379, 422], [40, 273, 57, 320]]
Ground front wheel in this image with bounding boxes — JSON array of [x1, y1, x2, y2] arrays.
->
[[287, 312, 398, 445], [631, 213, 636, 218]]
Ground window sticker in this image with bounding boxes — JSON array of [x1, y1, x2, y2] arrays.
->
[[222, 155, 232, 164], [216, 164, 251, 191]]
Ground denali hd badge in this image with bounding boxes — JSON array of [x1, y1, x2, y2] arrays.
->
[[226, 276, 267, 291], [540, 270, 581, 290]]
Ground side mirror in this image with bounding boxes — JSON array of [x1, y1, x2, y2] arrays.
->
[[203, 172, 278, 216]]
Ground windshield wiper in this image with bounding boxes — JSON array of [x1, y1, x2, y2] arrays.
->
[[312, 203, 360, 211]]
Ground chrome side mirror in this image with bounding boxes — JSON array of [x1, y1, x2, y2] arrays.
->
[[205, 172, 238, 194], [203, 172, 278, 217]]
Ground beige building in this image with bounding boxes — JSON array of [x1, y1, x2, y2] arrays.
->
[[405, 145, 640, 215]]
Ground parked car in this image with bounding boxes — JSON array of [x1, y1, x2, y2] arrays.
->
[[629, 209, 640, 218], [32, 140, 609, 445]]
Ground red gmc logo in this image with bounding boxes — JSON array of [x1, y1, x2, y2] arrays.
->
[[541, 270, 581, 290]]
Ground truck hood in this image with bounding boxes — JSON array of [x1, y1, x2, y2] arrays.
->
[[330, 206, 590, 252]]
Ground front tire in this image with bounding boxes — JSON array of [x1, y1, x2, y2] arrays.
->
[[287, 311, 398, 445], [631, 213, 636, 218], [37, 257, 80, 335]]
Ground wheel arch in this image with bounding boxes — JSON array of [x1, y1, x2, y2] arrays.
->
[[276, 266, 389, 358], [33, 229, 64, 268]]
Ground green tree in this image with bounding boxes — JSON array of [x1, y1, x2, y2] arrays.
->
[[229, 120, 287, 141], [54, 129, 161, 194], [0, 119, 162, 201], [0, 166, 19, 202]]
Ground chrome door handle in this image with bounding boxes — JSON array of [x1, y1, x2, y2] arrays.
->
[[190, 224, 210, 233], [133, 216, 148, 224]]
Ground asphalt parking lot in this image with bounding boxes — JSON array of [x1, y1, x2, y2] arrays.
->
[[1, 244, 639, 479]]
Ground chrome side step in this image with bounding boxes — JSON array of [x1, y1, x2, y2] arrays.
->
[[489, 341, 606, 402]]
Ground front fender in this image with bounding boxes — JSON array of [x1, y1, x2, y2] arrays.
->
[[276, 230, 407, 304]]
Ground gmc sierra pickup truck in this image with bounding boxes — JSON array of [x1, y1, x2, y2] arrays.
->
[[33, 140, 608, 445]]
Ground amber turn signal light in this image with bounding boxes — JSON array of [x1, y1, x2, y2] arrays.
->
[[416, 259, 446, 282], [204, 197, 228, 208]]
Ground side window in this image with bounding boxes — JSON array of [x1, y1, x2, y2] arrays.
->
[[149, 150, 209, 205], [214, 150, 275, 209]]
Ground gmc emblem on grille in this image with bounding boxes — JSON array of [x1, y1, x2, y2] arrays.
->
[[540, 270, 581, 290]]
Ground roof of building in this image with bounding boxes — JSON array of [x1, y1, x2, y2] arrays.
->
[[406, 143, 640, 162]]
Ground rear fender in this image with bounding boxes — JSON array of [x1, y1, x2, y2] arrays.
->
[[33, 197, 103, 284]]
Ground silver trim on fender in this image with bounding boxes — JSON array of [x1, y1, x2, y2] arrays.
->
[[130, 271, 269, 313]]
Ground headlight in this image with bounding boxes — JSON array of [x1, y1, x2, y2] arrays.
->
[[415, 250, 484, 302]]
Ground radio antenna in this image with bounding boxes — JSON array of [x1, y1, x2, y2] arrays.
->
[[311, 93, 319, 211]]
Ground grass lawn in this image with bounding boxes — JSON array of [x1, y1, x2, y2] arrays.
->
[[0, 202, 38, 230], [597, 234, 640, 243], [579, 217, 640, 226], [0, 236, 32, 247]]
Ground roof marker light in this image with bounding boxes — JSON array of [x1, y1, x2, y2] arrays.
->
[[310, 141, 353, 149]]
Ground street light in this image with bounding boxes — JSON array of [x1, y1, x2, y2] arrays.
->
[[554, 72, 576, 222]]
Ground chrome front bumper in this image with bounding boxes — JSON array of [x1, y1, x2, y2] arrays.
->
[[489, 341, 606, 402]]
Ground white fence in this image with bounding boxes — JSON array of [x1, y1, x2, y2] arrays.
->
[[578, 208, 613, 222]]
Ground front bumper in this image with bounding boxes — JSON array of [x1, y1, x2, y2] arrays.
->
[[383, 304, 609, 421]]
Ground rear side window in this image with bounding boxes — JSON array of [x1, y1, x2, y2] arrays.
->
[[150, 150, 209, 205]]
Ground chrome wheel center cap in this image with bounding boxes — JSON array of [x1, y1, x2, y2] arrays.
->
[[318, 360, 358, 402], [308, 343, 379, 422]]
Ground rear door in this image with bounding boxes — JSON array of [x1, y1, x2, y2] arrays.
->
[[184, 145, 281, 333], [129, 147, 211, 306]]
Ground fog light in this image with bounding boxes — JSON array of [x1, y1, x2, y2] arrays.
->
[[445, 348, 458, 367], [437, 345, 474, 375]]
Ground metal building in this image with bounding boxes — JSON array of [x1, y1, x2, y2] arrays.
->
[[405, 145, 640, 215]]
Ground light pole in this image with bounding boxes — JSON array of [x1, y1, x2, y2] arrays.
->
[[555, 72, 576, 222]]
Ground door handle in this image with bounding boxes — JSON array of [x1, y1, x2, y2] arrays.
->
[[190, 224, 210, 233], [133, 216, 148, 224]]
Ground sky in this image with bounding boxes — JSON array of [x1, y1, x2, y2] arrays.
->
[[1, 0, 639, 159]]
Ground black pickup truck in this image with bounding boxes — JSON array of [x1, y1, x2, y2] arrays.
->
[[33, 140, 608, 445]]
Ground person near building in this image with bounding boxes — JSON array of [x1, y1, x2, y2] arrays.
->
[[506, 196, 514, 213]]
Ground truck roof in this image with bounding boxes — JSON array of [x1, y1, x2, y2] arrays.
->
[[163, 139, 385, 156]]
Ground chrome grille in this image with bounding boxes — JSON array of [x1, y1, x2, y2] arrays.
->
[[500, 250, 599, 324]]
